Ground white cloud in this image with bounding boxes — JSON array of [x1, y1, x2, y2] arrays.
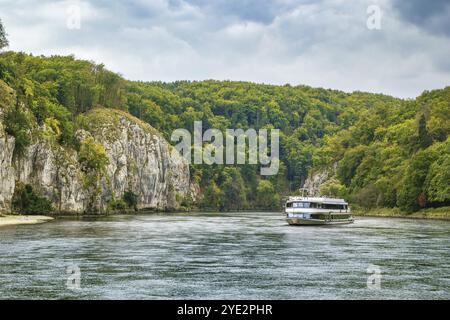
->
[[0, 0, 449, 98]]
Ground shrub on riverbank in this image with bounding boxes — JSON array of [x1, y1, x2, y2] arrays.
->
[[12, 183, 53, 215], [351, 205, 450, 220], [107, 190, 139, 212]]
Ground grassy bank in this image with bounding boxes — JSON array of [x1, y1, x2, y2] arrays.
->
[[351, 206, 450, 220]]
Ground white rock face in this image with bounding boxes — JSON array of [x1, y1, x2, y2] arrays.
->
[[89, 112, 191, 211], [0, 130, 15, 213], [0, 109, 194, 214], [15, 141, 87, 213], [303, 163, 337, 196], [0, 80, 16, 213]]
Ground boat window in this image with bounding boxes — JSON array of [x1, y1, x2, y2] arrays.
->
[[310, 202, 318, 208], [286, 202, 293, 208], [293, 202, 310, 208], [322, 203, 346, 210]]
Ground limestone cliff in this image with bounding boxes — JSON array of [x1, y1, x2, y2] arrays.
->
[[302, 163, 337, 196], [0, 82, 195, 214]]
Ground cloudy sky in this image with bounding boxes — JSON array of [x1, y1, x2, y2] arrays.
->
[[0, 0, 449, 98]]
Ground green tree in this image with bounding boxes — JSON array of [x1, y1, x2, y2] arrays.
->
[[256, 180, 280, 209], [0, 19, 8, 49], [5, 105, 33, 157], [416, 113, 432, 149], [12, 183, 53, 215], [78, 137, 109, 212], [78, 137, 109, 173], [220, 167, 247, 211], [0, 79, 14, 109], [353, 184, 381, 209], [123, 190, 138, 210], [320, 178, 346, 198], [425, 153, 450, 203], [397, 150, 435, 212], [336, 145, 368, 187], [374, 177, 397, 207], [201, 181, 223, 210]]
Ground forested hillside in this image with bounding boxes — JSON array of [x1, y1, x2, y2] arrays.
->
[[314, 87, 450, 212], [0, 51, 448, 212]]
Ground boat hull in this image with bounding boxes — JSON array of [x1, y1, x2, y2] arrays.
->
[[286, 217, 354, 226]]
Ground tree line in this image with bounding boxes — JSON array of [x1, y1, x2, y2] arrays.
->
[[0, 18, 448, 212]]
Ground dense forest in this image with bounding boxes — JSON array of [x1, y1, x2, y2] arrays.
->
[[314, 87, 450, 212], [125, 80, 449, 212], [0, 43, 448, 212]]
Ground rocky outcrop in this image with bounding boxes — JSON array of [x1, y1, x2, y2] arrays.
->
[[0, 87, 196, 214], [78, 109, 192, 212], [0, 129, 15, 212], [0, 80, 16, 213], [14, 140, 87, 213], [303, 163, 337, 196]]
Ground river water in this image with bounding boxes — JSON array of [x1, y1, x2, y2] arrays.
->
[[0, 212, 449, 299]]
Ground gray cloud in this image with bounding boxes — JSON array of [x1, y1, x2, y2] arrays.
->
[[392, 0, 450, 36], [0, 0, 449, 98], [179, 0, 300, 24]]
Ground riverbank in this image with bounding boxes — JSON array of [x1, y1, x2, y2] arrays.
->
[[1, 206, 449, 225], [352, 206, 450, 220], [0, 215, 54, 227]]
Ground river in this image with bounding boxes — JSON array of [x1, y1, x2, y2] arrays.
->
[[0, 212, 449, 299]]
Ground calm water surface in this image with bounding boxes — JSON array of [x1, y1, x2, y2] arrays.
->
[[0, 212, 449, 299]]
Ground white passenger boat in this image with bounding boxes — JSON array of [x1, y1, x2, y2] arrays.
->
[[285, 191, 353, 226]]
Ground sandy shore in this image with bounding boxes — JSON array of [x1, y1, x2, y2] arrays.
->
[[0, 215, 54, 227]]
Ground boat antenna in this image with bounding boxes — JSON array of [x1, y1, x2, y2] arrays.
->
[[299, 187, 309, 198]]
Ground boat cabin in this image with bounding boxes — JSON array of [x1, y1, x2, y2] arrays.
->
[[286, 201, 348, 210]]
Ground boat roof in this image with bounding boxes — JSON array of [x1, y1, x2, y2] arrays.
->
[[287, 196, 348, 205]]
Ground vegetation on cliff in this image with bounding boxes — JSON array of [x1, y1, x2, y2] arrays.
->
[[12, 183, 53, 215]]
